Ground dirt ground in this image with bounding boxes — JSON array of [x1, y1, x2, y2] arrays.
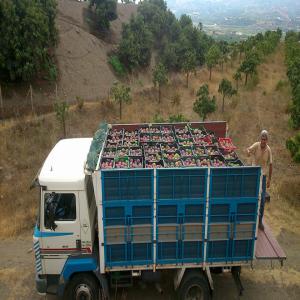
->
[[0, 224, 299, 300]]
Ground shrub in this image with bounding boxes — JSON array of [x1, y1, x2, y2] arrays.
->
[[286, 132, 300, 163], [108, 55, 126, 77], [76, 96, 84, 110]]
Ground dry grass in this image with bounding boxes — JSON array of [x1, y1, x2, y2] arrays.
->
[[1, 44, 299, 238]]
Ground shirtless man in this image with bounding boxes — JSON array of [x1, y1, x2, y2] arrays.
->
[[247, 130, 273, 230]]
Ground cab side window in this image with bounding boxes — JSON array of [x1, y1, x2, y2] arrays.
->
[[44, 193, 76, 228]]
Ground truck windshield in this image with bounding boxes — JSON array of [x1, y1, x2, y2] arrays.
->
[[44, 193, 76, 230]]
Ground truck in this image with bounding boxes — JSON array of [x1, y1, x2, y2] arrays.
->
[[32, 121, 286, 300]]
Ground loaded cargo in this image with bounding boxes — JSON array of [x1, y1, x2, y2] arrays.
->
[[33, 121, 286, 300]]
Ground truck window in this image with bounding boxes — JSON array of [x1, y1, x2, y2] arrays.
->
[[44, 193, 76, 228]]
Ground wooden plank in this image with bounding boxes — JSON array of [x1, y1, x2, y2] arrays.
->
[[255, 221, 286, 260]]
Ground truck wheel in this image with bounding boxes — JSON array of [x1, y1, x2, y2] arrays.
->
[[178, 271, 211, 300], [65, 273, 100, 300]]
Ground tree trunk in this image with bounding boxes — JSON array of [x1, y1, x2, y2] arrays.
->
[[236, 80, 239, 91], [222, 95, 225, 112], [186, 72, 189, 88], [0, 84, 3, 119], [202, 114, 206, 121], [245, 74, 248, 85], [62, 115, 66, 138], [119, 100, 122, 119], [158, 85, 161, 103], [221, 61, 224, 72], [209, 67, 212, 80]]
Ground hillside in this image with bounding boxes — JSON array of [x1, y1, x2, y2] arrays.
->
[[0, 43, 300, 299], [1, 0, 138, 118]]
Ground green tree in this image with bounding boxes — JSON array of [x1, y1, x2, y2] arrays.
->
[[182, 49, 197, 87], [118, 16, 153, 69], [239, 54, 259, 85], [193, 84, 216, 121], [54, 101, 69, 138], [233, 71, 242, 91], [218, 79, 237, 112], [152, 63, 168, 102], [89, 0, 118, 31], [110, 82, 132, 119], [0, 0, 57, 81], [205, 45, 221, 80]]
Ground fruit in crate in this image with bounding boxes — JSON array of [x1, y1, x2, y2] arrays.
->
[[110, 129, 123, 137], [163, 152, 180, 160], [183, 158, 196, 167], [207, 147, 219, 156], [140, 135, 151, 142], [162, 135, 175, 143], [146, 153, 161, 161], [114, 160, 128, 168], [106, 142, 118, 148], [194, 147, 206, 156], [211, 158, 226, 167], [124, 130, 138, 137], [175, 126, 189, 134], [179, 140, 193, 147], [152, 135, 162, 142], [196, 158, 210, 167], [123, 141, 139, 147], [118, 148, 129, 157], [223, 151, 237, 160], [102, 150, 116, 158], [165, 160, 183, 168], [108, 135, 122, 144], [177, 133, 191, 140], [130, 148, 142, 156], [129, 158, 143, 168], [161, 126, 172, 134], [219, 138, 236, 150], [227, 161, 240, 167], [180, 148, 193, 157], [144, 145, 160, 154], [161, 144, 177, 152], [146, 162, 163, 168], [101, 160, 114, 169]]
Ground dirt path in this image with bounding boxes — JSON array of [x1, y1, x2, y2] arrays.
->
[[0, 227, 299, 300]]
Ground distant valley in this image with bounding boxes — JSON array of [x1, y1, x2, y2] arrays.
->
[[166, 0, 300, 40]]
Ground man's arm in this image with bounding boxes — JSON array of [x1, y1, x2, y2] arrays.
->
[[247, 142, 257, 157], [267, 163, 272, 188]]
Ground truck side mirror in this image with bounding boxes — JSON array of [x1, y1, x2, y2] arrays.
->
[[45, 192, 58, 231]]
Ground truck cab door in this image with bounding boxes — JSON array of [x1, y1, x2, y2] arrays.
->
[[40, 191, 81, 274]]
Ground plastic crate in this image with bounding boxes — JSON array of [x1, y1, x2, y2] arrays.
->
[[182, 157, 197, 167], [206, 146, 220, 156], [193, 135, 212, 146], [160, 143, 178, 153], [210, 155, 226, 167], [129, 156, 144, 169], [226, 159, 244, 167], [102, 148, 117, 158], [218, 137, 237, 151], [193, 146, 207, 157], [164, 159, 183, 168], [114, 157, 129, 169], [145, 160, 164, 168], [162, 151, 181, 161], [179, 147, 194, 157], [100, 158, 114, 169]]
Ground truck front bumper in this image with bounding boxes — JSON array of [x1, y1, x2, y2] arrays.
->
[[35, 274, 47, 295]]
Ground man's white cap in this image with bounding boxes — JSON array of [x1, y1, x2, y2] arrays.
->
[[260, 130, 268, 139]]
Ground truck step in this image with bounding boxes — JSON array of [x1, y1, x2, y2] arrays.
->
[[110, 271, 133, 288]]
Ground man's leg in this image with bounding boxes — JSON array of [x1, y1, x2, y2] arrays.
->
[[259, 175, 266, 230]]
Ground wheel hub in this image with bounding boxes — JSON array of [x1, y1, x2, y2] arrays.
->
[[186, 284, 204, 300], [75, 284, 92, 300]]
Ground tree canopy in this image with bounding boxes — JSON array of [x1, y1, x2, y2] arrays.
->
[[0, 0, 57, 81], [89, 0, 118, 31], [218, 79, 236, 112], [205, 45, 221, 80], [193, 84, 216, 121], [152, 63, 168, 102]]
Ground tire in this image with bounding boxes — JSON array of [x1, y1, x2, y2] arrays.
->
[[178, 271, 211, 300], [64, 273, 100, 300]]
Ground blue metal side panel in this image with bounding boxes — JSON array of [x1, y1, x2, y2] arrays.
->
[[102, 169, 154, 267], [207, 167, 260, 263], [156, 168, 208, 264]]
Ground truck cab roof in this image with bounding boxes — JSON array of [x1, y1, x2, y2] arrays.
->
[[38, 138, 92, 191]]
